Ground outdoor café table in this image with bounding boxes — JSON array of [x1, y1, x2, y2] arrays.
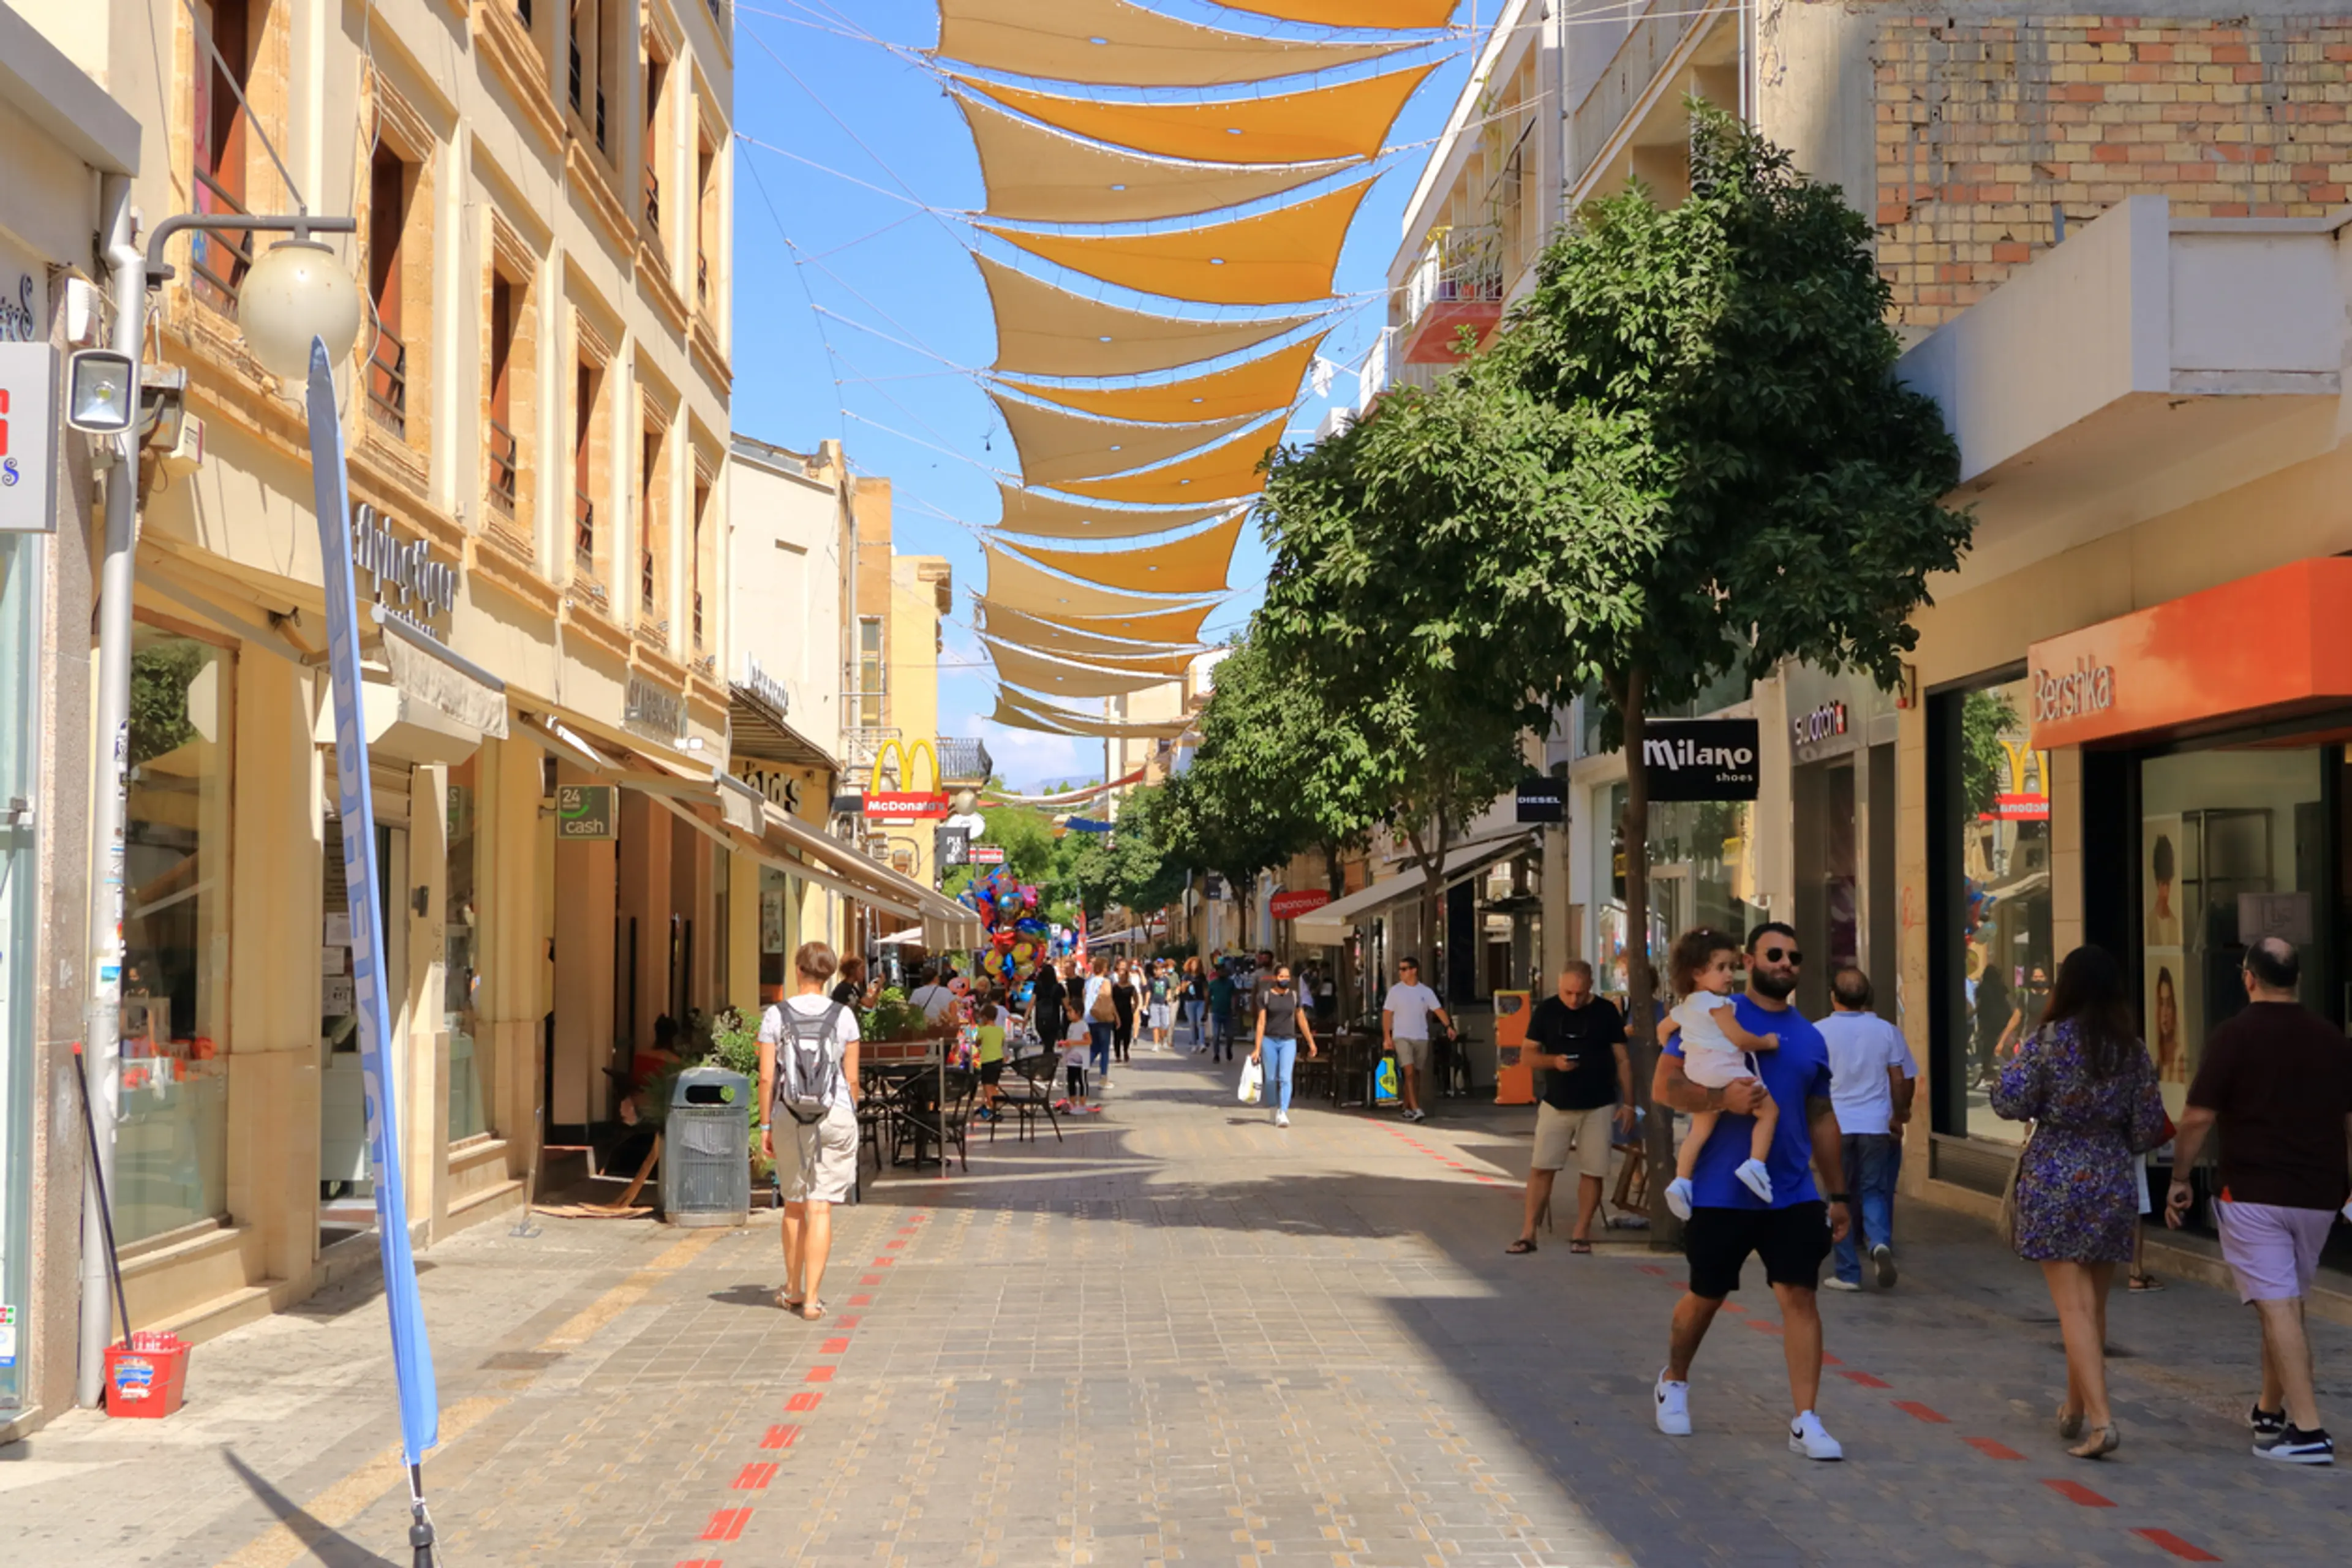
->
[[863, 1057, 946, 1172]]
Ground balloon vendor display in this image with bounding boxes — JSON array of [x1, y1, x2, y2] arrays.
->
[[963, 868, 1050, 987]]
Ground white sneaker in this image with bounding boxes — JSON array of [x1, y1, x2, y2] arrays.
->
[[1789, 1411, 1844, 1460], [1735, 1159, 1775, 1203], [1822, 1276, 1862, 1292], [1654, 1370, 1691, 1436], [1871, 1243, 1898, 1289], [1665, 1177, 1695, 1221], [1275, 1112, 1290, 1128]]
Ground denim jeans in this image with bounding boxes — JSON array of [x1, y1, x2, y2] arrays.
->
[[1211, 1012, 1234, 1061], [1183, 999, 1207, 1045], [1833, 1133, 1901, 1283], [1260, 1036, 1297, 1114], [1088, 1021, 1114, 1077]]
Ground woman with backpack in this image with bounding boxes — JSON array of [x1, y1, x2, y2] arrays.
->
[[758, 940, 862, 1322]]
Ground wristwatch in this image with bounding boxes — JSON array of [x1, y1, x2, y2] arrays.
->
[[1826, 1193, 1851, 1205]]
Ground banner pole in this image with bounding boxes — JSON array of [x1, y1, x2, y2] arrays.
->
[[407, 1463, 438, 1568]]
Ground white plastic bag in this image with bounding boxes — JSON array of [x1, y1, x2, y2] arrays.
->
[[1238, 1057, 1263, 1106]]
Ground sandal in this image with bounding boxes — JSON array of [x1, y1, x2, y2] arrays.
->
[[2128, 1272, 2163, 1292], [1504, 1238, 1537, 1255], [1568, 1239, 1593, 1254], [2068, 1423, 2120, 1460], [800, 1299, 827, 1322], [776, 1290, 804, 1313]]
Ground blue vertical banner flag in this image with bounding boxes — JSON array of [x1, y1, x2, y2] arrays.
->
[[306, 339, 441, 1467]]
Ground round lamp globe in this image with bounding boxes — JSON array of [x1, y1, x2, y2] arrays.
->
[[238, 239, 364, 382]]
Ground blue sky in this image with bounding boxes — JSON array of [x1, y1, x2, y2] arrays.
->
[[726, 2, 1483, 790]]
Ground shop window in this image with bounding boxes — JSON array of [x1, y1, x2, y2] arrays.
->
[[446, 756, 488, 1142], [365, 143, 413, 439], [190, 0, 259, 314], [1928, 674, 2051, 1145], [117, 624, 235, 1244], [1592, 781, 1761, 1005], [486, 275, 521, 518]]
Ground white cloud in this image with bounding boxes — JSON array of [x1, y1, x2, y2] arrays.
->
[[970, 720, 1098, 793]]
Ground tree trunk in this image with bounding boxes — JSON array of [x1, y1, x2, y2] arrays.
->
[[1402, 815, 1450, 990], [1616, 669, 1679, 1246]]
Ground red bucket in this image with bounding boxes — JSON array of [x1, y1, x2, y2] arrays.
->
[[104, 1331, 190, 1418]]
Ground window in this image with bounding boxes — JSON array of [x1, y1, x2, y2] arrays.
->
[[574, 359, 601, 590], [568, 0, 615, 156], [857, 616, 883, 727], [695, 130, 718, 312], [1928, 674, 2051, 1145], [638, 421, 668, 630], [117, 624, 235, 1243], [486, 276, 520, 516], [643, 42, 668, 239], [445, 756, 488, 1141], [190, 0, 258, 313], [1592, 782, 1761, 1000], [690, 474, 712, 652], [366, 143, 412, 438]]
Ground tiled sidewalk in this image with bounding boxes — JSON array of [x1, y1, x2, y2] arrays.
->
[[4, 1044, 2347, 1565]]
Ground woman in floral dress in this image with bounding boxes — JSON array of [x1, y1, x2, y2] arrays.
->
[[1992, 945, 2167, 1460]]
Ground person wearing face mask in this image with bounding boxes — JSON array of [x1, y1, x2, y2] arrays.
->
[[1251, 964, 1319, 1129]]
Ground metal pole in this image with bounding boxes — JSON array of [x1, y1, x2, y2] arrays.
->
[[78, 175, 143, 1407]]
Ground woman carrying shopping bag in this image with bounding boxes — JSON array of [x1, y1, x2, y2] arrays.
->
[[1251, 965, 1317, 1129]]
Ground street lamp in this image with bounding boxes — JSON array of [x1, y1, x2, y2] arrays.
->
[[75, 194, 362, 1413]]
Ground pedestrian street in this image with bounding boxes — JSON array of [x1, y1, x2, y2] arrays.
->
[[5, 1044, 2346, 1567]]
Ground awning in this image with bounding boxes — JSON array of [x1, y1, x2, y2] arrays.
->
[[960, 65, 1435, 165], [982, 541, 1221, 620], [1033, 419, 1284, 507], [1293, 830, 1538, 945], [933, 0, 1406, 88], [729, 680, 840, 772], [991, 487, 1232, 543], [978, 597, 1213, 655], [989, 687, 1194, 740], [999, 335, 1324, 426], [1220, 0, 1459, 26], [975, 255, 1322, 380], [992, 393, 1257, 488], [997, 514, 1245, 597], [750, 801, 984, 949]]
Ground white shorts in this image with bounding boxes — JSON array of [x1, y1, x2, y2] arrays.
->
[[1532, 1102, 1616, 1180], [782, 1098, 857, 1204], [1679, 1042, 1757, 1090], [1392, 1035, 1430, 1074], [1147, 1003, 1173, 1030]]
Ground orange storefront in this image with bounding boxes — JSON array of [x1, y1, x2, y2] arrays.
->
[[1924, 557, 2352, 1256]]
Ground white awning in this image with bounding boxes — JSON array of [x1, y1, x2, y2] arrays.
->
[[1293, 830, 1537, 945]]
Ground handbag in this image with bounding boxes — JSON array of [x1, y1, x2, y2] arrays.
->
[[1089, 984, 1118, 1024], [1998, 1121, 2038, 1251], [1238, 1057, 1263, 1105]]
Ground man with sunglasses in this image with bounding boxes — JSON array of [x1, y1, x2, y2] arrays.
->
[[1650, 922, 1852, 1461]]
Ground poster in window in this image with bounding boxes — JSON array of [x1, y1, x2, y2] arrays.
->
[[2143, 815, 2185, 949], [2145, 951, 2190, 1090], [760, 888, 786, 955]]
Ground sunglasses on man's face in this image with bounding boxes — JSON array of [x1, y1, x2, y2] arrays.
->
[[1758, 946, 1802, 965]]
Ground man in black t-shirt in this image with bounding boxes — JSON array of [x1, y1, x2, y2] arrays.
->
[[1509, 961, 1633, 1255]]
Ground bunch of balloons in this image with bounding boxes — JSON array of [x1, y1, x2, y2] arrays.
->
[[963, 867, 1052, 987]]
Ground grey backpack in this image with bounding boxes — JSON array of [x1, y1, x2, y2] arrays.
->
[[774, 1002, 848, 1125]]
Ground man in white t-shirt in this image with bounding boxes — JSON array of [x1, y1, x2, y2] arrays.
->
[[1382, 957, 1451, 1124], [907, 964, 959, 1026], [1815, 966, 1917, 1292]]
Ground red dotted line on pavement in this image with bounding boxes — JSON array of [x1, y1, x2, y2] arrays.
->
[[1373, 1123, 1517, 1188], [1611, 1257, 2226, 1562], [679, 1210, 932, 1567]]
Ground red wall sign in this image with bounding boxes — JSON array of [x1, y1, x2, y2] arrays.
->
[[863, 792, 951, 819], [1270, 889, 1333, 921]]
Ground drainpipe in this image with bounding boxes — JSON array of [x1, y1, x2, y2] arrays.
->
[[78, 173, 144, 1408]]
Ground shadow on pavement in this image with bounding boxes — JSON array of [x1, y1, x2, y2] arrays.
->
[[219, 1449, 398, 1567]]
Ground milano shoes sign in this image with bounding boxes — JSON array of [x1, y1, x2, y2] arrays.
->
[[1641, 718, 1762, 802]]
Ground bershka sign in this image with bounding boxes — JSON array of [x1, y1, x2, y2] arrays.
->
[[1270, 888, 1332, 921], [2032, 658, 2116, 728], [1515, 776, 1565, 824], [1641, 718, 1761, 802]]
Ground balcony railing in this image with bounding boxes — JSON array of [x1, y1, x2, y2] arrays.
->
[[595, 86, 608, 153], [644, 165, 660, 233], [190, 167, 254, 316], [365, 328, 408, 438], [487, 420, 519, 514], [574, 491, 597, 581], [1401, 225, 1503, 328]]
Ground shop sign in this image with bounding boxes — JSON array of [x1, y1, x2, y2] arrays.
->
[[1515, 776, 1565, 823], [623, 673, 686, 745], [2032, 657, 2116, 729], [1991, 793, 2049, 821], [0, 341, 57, 534], [350, 503, 458, 636], [969, 843, 1006, 865], [864, 791, 950, 819], [556, 784, 616, 839], [740, 654, 791, 716], [1271, 889, 1333, 921], [1641, 718, 1761, 802], [1790, 700, 1849, 756], [2239, 892, 2313, 946], [731, 761, 807, 816]]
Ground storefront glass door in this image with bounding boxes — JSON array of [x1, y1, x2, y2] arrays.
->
[[0, 537, 39, 1410]]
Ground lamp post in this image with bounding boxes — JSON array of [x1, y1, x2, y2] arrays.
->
[[74, 176, 361, 1408]]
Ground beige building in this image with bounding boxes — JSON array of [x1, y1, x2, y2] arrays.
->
[[20, 0, 741, 1371]]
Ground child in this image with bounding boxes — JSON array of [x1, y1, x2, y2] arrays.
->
[[1659, 928, 1781, 1219], [975, 1003, 1008, 1120], [1059, 1015, 1093, 1108]]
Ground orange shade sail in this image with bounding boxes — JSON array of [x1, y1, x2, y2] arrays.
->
[[978, 179, 1373, 308], [961, 65, 1436, 167], [978, 597, 1215, 652], [956, 92, 1355, 224], [986, 637, 1194, 698], [992, 484, 1232, 542], [1000, 334, 1322, 425], [984, 541, 1222, 620], [989, 687, 1193, 739], [992, 394, 1257, 488], [1001, 514, 1245, 597], [1044, 412, 1285, 505], [1219, 0, 1462, 28], [975, 254, 1322, 380], [932, 0, 1404, 88]]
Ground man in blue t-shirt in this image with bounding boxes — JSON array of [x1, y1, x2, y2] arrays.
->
[[1649, 921, 1852, 1461]]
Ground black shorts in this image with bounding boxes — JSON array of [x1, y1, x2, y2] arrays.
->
[[979, 1060, 1003, 1086], [1684, 1202, 1831, 1299]]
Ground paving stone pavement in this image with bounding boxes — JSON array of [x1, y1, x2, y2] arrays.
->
[[5, 1040, 2350, 1566]]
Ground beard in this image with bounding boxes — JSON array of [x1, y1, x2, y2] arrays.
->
[[1750, 969, 1798, 1002]]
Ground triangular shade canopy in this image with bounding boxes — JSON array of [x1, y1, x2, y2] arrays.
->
[[976, 255, 1320, 379], [992, 394, 1256, 487], [932, 0, 1405, 88], [1219, 0, 1462, 27], [1001, 514, 1244, 597], [993, 484, 1230, 542], [979, 179, 1373, 308], [978, 597, 1215, 653], [962, 65, 1436, 167], [984, 541, 1221, 620], [990, 687, 1192, 739], [1042, 412, 1284, 505], [1000, 334, 1321, 425], [986, 638, 1194, 698], [956, 92, 1355, 224]]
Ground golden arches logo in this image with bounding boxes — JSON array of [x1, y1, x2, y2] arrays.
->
[[1997, 738, 2049, 796], [872, 739, 940, 794]]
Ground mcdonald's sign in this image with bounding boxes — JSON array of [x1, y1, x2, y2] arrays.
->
[[1991, 737, 2051, 822], [863, 739, 951, 820]]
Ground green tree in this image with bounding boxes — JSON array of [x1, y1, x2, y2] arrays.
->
[[1463, 107, 1971, 1224]]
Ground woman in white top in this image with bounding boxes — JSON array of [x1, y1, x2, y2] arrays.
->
[[758, 940, 861, 1321]]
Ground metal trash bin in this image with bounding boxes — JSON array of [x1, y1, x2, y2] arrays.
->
[[661, 1065, 750, 1226]]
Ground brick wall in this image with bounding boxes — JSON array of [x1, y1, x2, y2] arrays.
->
[[1876, 14, 2352, 328]]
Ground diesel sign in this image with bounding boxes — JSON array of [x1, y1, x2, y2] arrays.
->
[[1640, 718, 1762, 802]]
